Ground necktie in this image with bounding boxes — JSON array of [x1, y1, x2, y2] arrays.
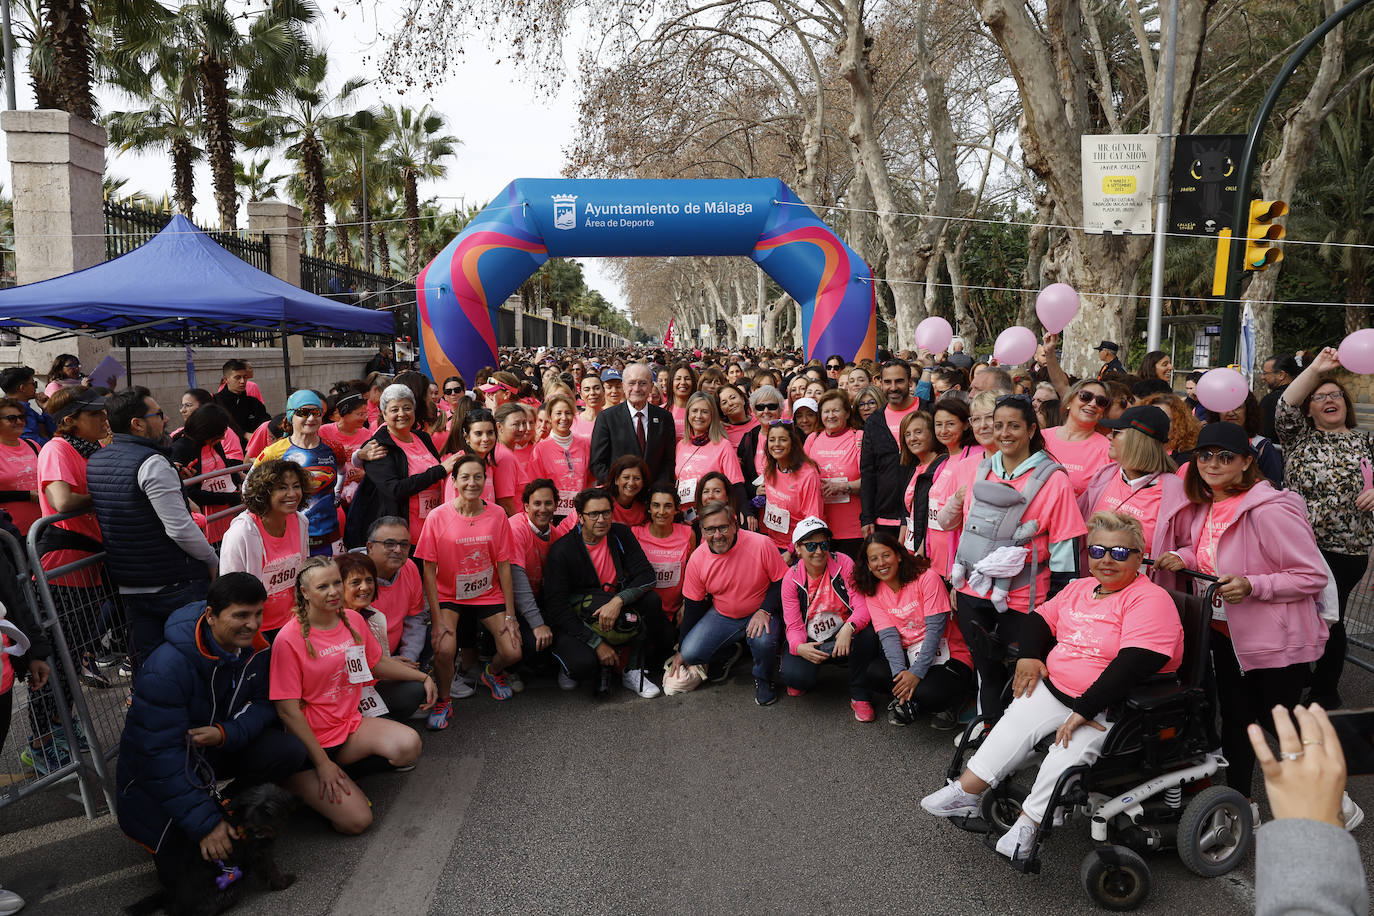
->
[[635, 410, 647, 455]]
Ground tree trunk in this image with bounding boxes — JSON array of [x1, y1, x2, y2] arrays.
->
[[44, 0, 95, 121], [404, 173, 421, 276], [199, 54, 238, 230], [1020, 191, 1053, 328], [170, 134, 196, 217], [947, 227, 974, 350]]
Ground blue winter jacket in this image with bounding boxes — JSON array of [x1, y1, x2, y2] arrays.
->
[[116, 602, 277, 851]]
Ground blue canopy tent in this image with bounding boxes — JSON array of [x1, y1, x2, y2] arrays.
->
[[0, 214, 393, 388]]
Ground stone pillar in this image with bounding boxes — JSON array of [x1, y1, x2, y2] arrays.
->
[[3, 110, 110, 375], [248, 199, 303, 402], [541, 308, 554, 348], [513, 303, 524, 347]]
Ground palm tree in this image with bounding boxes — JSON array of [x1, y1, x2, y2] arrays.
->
[[378, 104, 459, 276], [121, 0, 318, 230], [234, 156, 283, 205], [324, 110, 387, 271], [239, 50, 368, 255], [104, 48, 202, 216], [42, 0, 96, 119]]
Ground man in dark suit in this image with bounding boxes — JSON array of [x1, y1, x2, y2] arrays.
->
[[590, 362, 676, 487], [1095, 341, 1127, 379]]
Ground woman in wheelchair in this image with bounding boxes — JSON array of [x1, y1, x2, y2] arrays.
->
[[921, 511, 1184, 861]]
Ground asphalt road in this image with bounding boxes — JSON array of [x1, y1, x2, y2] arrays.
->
[[4, 663, 1373, 916]]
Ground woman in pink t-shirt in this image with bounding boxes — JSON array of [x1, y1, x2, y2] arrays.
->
[[37, 387, 109, 588], [922, 512, 1183, 861], [572, 374, 604, 442], [676, 392, 745, 520], [530, 394, 590, 521], [925, 399, 983, 580], [896, 409, 949, 568], [322, 391, 372, 506], [717, 383, 758, 450], [0, 397, 41, 535], [761, 422, 824, 553], [1043, 379, 1112, 496], [608, 455, 649, 527], [668, 362, 698, 440], [635, 485, 696, 625], [441, 408, 518, 516], [272, 557, 435, 836], [415, 455, 520, 728], [219, 459, 311, 634], [495, 402, 534, 495], [805, 390, 864, 559]]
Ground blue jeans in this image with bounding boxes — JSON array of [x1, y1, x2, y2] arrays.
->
[[128, 580, 211, 676], [678, 607, 780, 682]]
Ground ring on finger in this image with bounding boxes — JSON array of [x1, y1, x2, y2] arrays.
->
[[1302, 739, 1323, 746], [1281, 751, 1305, 761]]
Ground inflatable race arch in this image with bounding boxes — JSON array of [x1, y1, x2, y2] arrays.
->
[[415, 178, 877, 382]]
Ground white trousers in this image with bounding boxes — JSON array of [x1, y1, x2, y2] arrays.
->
[[966, 683, 1113, 823]]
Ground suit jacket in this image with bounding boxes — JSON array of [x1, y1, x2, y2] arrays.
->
[[590, 401, 676, 487]]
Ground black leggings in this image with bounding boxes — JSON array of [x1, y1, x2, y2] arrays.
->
[[1310, 549, 1369, 706], [911, 659, 974, 715], [1212, 630, 1310, 793], [955, 593, 1024, 720]]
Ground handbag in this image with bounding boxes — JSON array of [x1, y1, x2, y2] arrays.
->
[[662, 657, 705, 695], [571, 589, 641, 646]]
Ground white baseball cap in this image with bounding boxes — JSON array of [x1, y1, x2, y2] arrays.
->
[[791, 515, 831, 546], [792, 397, 819, 414]]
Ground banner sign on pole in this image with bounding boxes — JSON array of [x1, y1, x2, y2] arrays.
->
[[1169, 134, 1244, 236], [1080, 135, 1155, 234], [740, 313, 759, 339]]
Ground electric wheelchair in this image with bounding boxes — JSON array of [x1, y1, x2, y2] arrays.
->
[[945, 571, 1252, 910]]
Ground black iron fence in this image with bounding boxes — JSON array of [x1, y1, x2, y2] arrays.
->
[[104, 201, 270, 274]]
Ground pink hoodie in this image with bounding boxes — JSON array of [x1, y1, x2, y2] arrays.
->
[[781, 551, 872, 654], [1171, 480, 1329, 672], [1078, 463, 1196, 593]]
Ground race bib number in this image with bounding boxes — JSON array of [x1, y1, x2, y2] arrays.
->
[[926, 500, 945, 532], [822, 477, 850, 505], [676, 477, 698, 506], [806, 611, 845, 643], [764, 502, 790, 534], [456, 567, 494, 598], [343, 644, 372, 684], [418, 487, 441, 519], [202, 473, 232, 494], [906, 638, 951, 667], [1211, 592, 1228, 622], [557, 490, 577, 514], [650, 561, 681, 590], [357, 684, 389, 718], [262, 556, 299, 598]]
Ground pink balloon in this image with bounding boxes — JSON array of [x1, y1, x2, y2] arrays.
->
[[1196, 367, 1248, 414], [993, 326, 1038, 366], [1339, 328, 1374, 375], [914, 316, 953, 354], [1035, 284, 1080, 333]]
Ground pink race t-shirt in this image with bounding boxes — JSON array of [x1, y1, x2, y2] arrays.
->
[[761, 463, 824, 550], [587, 538, 617, 588], [393, 434, 442, 540], [372, 558, 425, 653], [36, 437, 102, 584], [675, 438, 744, 509], [269, 608, 381, 749], [884, 400, 921, 443], [1092, 474, 1166, 557], [612, 499, 647, 527], [0, 439, 40, 535], [571, 414, 598, 443], [254, 513, 305, 631], [1196, 494, 1244, 577], [670, 405, 687, 440], [954, 458, 1087, 612], [245, 421, 276, 459], [321, 422, 370, 505], [924, 447, 985, 578], [1043, 427, 1111, 497], [197, 444, 236, 543], [866, 568, 972, 668], [414, 500, 515, 604], [725, 418, 759, 450], [805, 429, 863, 539], [531, 435, 591, 517], [682, 529, 789, 619], [507, 513, 577, 594], [1035, 574, 1184, 697], [635, 522, 693, 621]]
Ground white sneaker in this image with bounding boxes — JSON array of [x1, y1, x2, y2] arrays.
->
[[954, 720, 990, 749], [450, 674, 476, 699], [1342, 793, 1364, 831], [995, 813, 1037, 860], [557, 669, 578, 691], [622, 669, 661, 698], [0, 885, 24, 916], [920, 779, 983, 817]]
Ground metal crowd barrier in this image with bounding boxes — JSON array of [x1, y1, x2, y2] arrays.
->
[[181, 461, 250, 546], [1342, 550, 1374, 674]]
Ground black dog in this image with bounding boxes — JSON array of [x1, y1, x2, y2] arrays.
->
[[125, 783, 297, 916]]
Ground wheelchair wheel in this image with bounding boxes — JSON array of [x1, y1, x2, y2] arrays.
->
[[1080, 846, 1151, 911], [980, 784, 1024, 836], [1177, 785, 1253, 877]]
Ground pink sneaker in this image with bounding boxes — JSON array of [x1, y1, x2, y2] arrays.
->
[[786, 687, 806, 697], [850, 699, 876, 723]]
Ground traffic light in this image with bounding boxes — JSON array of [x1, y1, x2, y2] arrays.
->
[[1243, 199, 1287, 271]]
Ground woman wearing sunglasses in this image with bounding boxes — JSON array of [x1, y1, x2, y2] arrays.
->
[[760, 422, 825, 553], [922, 511, 1183, 861], [1155, 422, 1336, 820], [439, 375, 466, 414], [1042, 378, 1111, 497], [780, 517, 883, 721], [1203, 391, 1285, 487], [253, 390, 344, 556], [737, 385, 784, 490], [1275, 348, 1374, 711], [0, 396, 41, 535]]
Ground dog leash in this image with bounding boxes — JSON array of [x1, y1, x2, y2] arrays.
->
[[182, 735, 244, 890]]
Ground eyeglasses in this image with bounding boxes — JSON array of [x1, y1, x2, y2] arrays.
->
[[444, 387, 463, 394], [1076, 390, 1111, 409], [799, 540, 831, 553], [369, 539, 411, 552], [1088, 545, 1142, 561], [293, 407, 323, 419], [581, 509, 613, 519], [0, 414, 23, 423], [142, 410, 165, 420], [1310, 391, 1344, 403], [701, 523, 733, 536], [826, 362, 844, 370], [63, 363, 80, 370], [1195, 449, 1239, 464]]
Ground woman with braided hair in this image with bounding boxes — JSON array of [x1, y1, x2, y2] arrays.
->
[[270, 556, 436, 835]]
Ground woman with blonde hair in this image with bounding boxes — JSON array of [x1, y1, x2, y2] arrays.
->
[[676, 391, 745, 520], [270, 556, 435, 835], [1042, 378, 1111, 496]]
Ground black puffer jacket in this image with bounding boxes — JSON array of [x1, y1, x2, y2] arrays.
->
[[343, 425, 446, 548]]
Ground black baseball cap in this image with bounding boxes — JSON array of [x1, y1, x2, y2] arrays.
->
[[50, 387, 107, 420], [1094, 340, 1120, 352], [1100, 405, 1170, 443], [1195, 421, 1255, 456]]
